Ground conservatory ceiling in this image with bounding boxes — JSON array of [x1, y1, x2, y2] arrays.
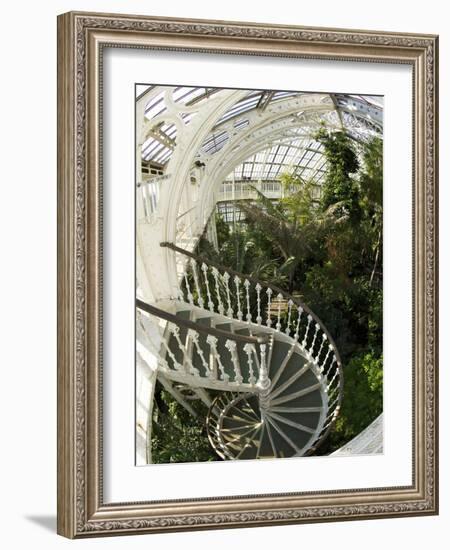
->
[[137, 85, 383, 187]]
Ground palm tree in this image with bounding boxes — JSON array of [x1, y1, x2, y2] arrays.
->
[[236, 179, 345, 293]]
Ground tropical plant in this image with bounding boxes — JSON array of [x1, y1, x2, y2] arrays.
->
[[327, 352, 383, 447], [235, 182, 342, 293], [151, 383, 219, 463], [164, 130, 384, 457]]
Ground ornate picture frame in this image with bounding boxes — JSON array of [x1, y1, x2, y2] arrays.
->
[[57, 11, 438, 538]]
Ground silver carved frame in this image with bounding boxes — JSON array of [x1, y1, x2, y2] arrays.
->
[[57, 11, 439, 538]]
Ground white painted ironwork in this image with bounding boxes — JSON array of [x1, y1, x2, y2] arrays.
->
[[255, 283, 262, 325], [225, 340, 243, 385], [285, 299, 294, 336], [276, 293, 283, 332], [190, 258, 204, 309], [134, 87, 384, 465], [234, 275, 243, 321], [266, 287, 273, 327], [223, 271, 233, 318], [244, 279, 252, 322], [207, 335, 229, 382], [243, 343, 257, 384], [189, 329, 211, 377], [201, 262, 214, 312], [183, 269, 194, 305]]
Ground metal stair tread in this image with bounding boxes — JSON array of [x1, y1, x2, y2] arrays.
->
[[270, 351, 310, 394], [271, 387, 323, 408], [268, 409, 321, 431], [271, 364, 320, 400], [257, 424, 277, 458], [211, 322, 240, 382], [264, 414, 311, 455], [139, 281, 342, 461], [268, 340, 293, 378], [188, 314, 213, 378]]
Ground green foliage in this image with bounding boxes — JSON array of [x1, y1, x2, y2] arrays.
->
[[215, 211, 231, 244], [151, 385, 218, 464], [360, 137, 383, 208], [234, 181, 336, 292], [157, 130, 384, 459], [327, 352, 383, 448], [316, 129, 361, 223], [207, 132, 383, 452]]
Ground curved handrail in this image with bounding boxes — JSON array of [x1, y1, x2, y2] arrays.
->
[[160, 241, 342, 368], [136, 299, 270, 345], [160, 240, 344, 453]]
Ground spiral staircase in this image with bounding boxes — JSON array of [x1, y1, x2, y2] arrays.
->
[[137, 242, 343, 460]]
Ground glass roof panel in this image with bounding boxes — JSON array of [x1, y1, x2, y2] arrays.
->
[[138, 85, 382, 176], [223, 137, 328, 184], [144, 87, 221, 119], [271, 91, 300, 102], [215, 91, 264, 126]]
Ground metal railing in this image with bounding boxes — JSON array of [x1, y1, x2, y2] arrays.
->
[[217, 180, 322, 202], [137, 299, 270, 391], [160, 241, 344, 450], [137, 174, 172, 222], [218, 180, 285, 202]]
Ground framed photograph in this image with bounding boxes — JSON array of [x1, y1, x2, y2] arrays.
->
[[57, 11, 439, 538]]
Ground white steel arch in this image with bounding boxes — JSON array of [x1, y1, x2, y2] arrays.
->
[[136, 87, 382, 302], [137, 88, 250, 301]]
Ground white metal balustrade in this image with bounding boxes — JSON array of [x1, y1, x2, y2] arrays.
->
[[136, 175, 170, 222], [217, 179, 322, 203], [136, 242, 343, 460]]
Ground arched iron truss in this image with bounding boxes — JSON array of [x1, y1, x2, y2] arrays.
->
[[135, 85, 382, 303]]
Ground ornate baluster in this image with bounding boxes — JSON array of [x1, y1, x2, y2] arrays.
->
[[212, 267, 225, 315], [255, 283, 262, 325], [266, 287, 273, 327], [327, 364, 339, 390], [323, 345, 334, 374], [183, 269, 194, 305], [162, 325, 184, 372], [223, 271, 234, 318], [301, 314, 313, 350], [275, 293, 283, 331], [201, 262, 214, 312], [309, 323, 320, 357], [316, 333, 328, 365], [206, 335, 228, 381], [190, 258, 204, 309], [171, 325, 200, 376], [188, 329, 210, 377], [322, 408, 340, 434], [257, 344, 270, 408], [243, 343, 256, 384], [244, 279, 252, 322], [293, 306, 303, 340], [225, 340, 243, 384], [327, 384, 339, 404], [285, 299, 294, 336], [234, 275, 243, 321], [327, 395, 339, 413], [325, 356, 338, 379]]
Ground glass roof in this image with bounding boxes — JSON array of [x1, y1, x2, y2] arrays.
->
[[137, 86, 383, 184], [225, 138, 327, 184], [143, 87, 220, 120]]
